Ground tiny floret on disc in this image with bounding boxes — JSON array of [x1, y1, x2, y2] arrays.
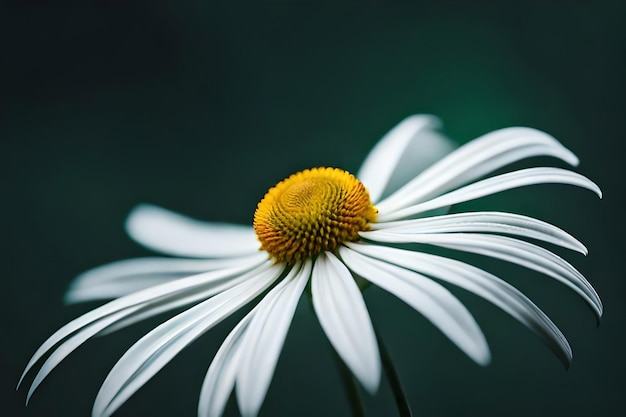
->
[[254, 167, 377, 264]]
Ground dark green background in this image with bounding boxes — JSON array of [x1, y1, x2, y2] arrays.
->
[[2, 1, 624, 416]]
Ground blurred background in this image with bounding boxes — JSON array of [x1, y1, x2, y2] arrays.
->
[[2, 1, 624, 416]]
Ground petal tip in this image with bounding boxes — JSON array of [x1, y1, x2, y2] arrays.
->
[[124, 203, 155, 235], [360, 368, 382, 395], [477, 350, 492, 367]]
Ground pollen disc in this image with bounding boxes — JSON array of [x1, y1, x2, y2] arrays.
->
[[254, 167, 377, 264]]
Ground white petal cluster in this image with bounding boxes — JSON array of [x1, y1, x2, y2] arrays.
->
[[20, 115, 602, 417]]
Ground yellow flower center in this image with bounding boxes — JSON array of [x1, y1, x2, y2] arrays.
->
[[253, 167, 377, 264]]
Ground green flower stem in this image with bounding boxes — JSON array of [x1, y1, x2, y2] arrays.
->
[[306, 283, 365, 417], [376, 328, 413, 417]]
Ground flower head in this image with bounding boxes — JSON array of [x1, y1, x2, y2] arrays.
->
[[19, 115, 602, 417], [254, 167, 377, 263]]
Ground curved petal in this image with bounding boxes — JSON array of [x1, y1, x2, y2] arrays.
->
[[370, 211, 587, 254], [357, 115, 455, 203], [19, 254, 268, 392], [198, 263, 308, 417], [236, 260, 311, 417], [340, 246, 491, 366], [92, 263, 285, 417], [345, 243, 573, 367], [377, 168, 602, 221], [311, 252, 381, 394], [25, 308, 141, 404], [362, 232, 602, 319], [98, 262, 272, 335], [198, 311, 254, 417], [125, 204, 260, 258], [66, 277, 179, 302], [66, 256, 261, 303], [377, 127, 580, 213]]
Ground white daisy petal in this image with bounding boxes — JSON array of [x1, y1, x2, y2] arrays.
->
[[363, 232, 602, 318], [378, 167, 602, 221], [198, 265, 306, 417], [370, 211, 587, 254], [311, 252, 381, 394], [25, 308, 141, 404], [125, 204, 260, 258], [92, 264, 285, 417], [67, 276, 181, 302], [340, 246, 491, 366], [198, 311, 255, 417], [99, 261, 273, 335], [66, 256, 261, 303], [377, 127, 580, 213], [23, 263, 271, 404], [19, 255, 268, 391], [345, 243, 573, 367], [236, 260, 311, 417], [357, 115, 454, 203]]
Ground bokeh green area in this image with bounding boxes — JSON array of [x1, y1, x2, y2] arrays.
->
[[2, 1, 624, 416]]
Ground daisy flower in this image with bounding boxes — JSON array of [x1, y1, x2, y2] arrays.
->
[[19, 115, 602, 417]]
